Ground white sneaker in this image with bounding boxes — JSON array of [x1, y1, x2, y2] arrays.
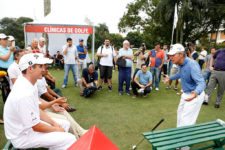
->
[[204, 94, 209, 103], [62, 84, 66, 88], [155, 88, 159, 91]]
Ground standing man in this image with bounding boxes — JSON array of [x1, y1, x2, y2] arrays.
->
[[131, 64, 152, 98], [147, 42, 164, 91], [198, 47, 207, 70], [0, 33, 14, 102], [202, 47, 216, 83], [38, 37, 47, 55], [164, 43, 205, 127], [62, 38, 78, 88], [96, 39, 116, 91], [162, 44, 169, 76], [203, 48, 225, 108], [76, 38, 87, 78], [4, 53, 76, 149]]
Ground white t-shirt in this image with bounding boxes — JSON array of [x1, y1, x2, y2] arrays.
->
[[38, 44, 46, 55], [199, 50, 207, 60], [7, 61, 22, 90], [62, 44, 78, 64], [97, 45, 116, 67], [37, 77, 48, 97], [4, 76, 40, 140]]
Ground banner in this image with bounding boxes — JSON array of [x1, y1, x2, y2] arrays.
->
[[173, 3, 178, 29], [25, 24, 93, 34]]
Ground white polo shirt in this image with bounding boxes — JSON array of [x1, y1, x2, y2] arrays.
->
[[4, 75, 40, 140], [62, 44, 78, 64], [7, 61, 22, 90], [199, 50, 207, 60], [97, 45, 116, 67], [37, 77, 48, 97]]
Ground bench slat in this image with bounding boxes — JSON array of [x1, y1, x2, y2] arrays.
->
[[143, 121, 217, 136], [157, 134, 225, 150], [152, 130, 225, 147], [145, 123, 220, 139], [149, 126, 225, 143]]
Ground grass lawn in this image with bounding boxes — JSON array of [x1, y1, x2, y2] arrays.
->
[[0, 68, 225, 149]]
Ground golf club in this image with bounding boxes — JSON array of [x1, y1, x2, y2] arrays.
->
[[132, 118, 165, 150]]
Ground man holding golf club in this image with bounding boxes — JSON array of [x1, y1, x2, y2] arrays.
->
[[164, 43, 206, 127]]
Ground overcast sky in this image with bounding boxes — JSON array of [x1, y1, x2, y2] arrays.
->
[[0, 0, 133, 33]]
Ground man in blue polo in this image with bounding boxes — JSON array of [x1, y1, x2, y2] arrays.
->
[[164, 43, 206, 127], [131, 64, 152, 98], [77, 38, 87, 78]]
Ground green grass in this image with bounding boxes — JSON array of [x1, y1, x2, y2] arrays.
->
[[0, 68, 225, 149]]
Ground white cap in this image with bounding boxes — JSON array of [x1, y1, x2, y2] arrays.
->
[[39, 37, 45, 42], [168, 43, 185, 55], [8, 35, 15, 41], [19, 53, 53, 71], [0, 33, 8, 39]]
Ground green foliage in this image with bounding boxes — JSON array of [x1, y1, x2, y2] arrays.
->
[[119, 0, 225, 45], [125, 31, 143, 48], [0, 17, 33, 48], [87, 23, 110, 50]]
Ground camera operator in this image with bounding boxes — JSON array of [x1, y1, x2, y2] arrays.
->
[[78, 63, 98, 97], [133, 43, 147, 79]]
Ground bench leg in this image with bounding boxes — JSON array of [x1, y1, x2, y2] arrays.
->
[[213, 139, 225, 150]]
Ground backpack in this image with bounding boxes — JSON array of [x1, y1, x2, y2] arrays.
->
[[95, 45, 114, 70]]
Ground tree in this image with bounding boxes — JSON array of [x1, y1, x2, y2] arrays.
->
[[119, 0, 225, 45], [109, 33, 124, 48], [125, 31, 143, 48], [0, 17, 33, 48], [87, 23, 110, 50]]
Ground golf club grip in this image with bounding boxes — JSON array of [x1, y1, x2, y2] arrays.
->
[[151, 118, 164, 131]]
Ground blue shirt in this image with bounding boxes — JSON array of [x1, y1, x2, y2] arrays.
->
[[76, 45, 87, 59], [169, 57, 205, 95], [136, 70, 152, 85], [118, 48, 133, 67], [0, 46, 14, 69]]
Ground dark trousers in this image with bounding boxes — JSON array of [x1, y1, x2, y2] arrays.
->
[[131, 81, 151, 96], [118, 67, 131, 93], [198, 60, 205, 70], [0, 67, 10, 103]]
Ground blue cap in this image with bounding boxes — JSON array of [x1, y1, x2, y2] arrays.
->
[[79, 38, 84, 42]]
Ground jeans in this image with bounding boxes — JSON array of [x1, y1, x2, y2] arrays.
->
[[202, 70, 211, 82], [150, 67, 160, 88], [63, 64, 77, 86], [118, 67, 131, 93]]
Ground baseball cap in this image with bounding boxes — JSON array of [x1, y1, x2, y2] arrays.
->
[[79, 38, 84, 42], [0, 33, 8, 39], [8, 35, 15, 41], [19, 53, 53, 71], [167, 43, 185, 55]]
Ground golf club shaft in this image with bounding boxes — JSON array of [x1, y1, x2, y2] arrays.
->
[[133, 118, 165, 149], [151, 118, 164, 131]]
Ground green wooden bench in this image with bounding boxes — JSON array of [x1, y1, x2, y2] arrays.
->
[[143, 119, 225, 150]]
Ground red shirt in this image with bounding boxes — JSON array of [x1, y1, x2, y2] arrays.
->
[[148, 49, 164, 67]]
